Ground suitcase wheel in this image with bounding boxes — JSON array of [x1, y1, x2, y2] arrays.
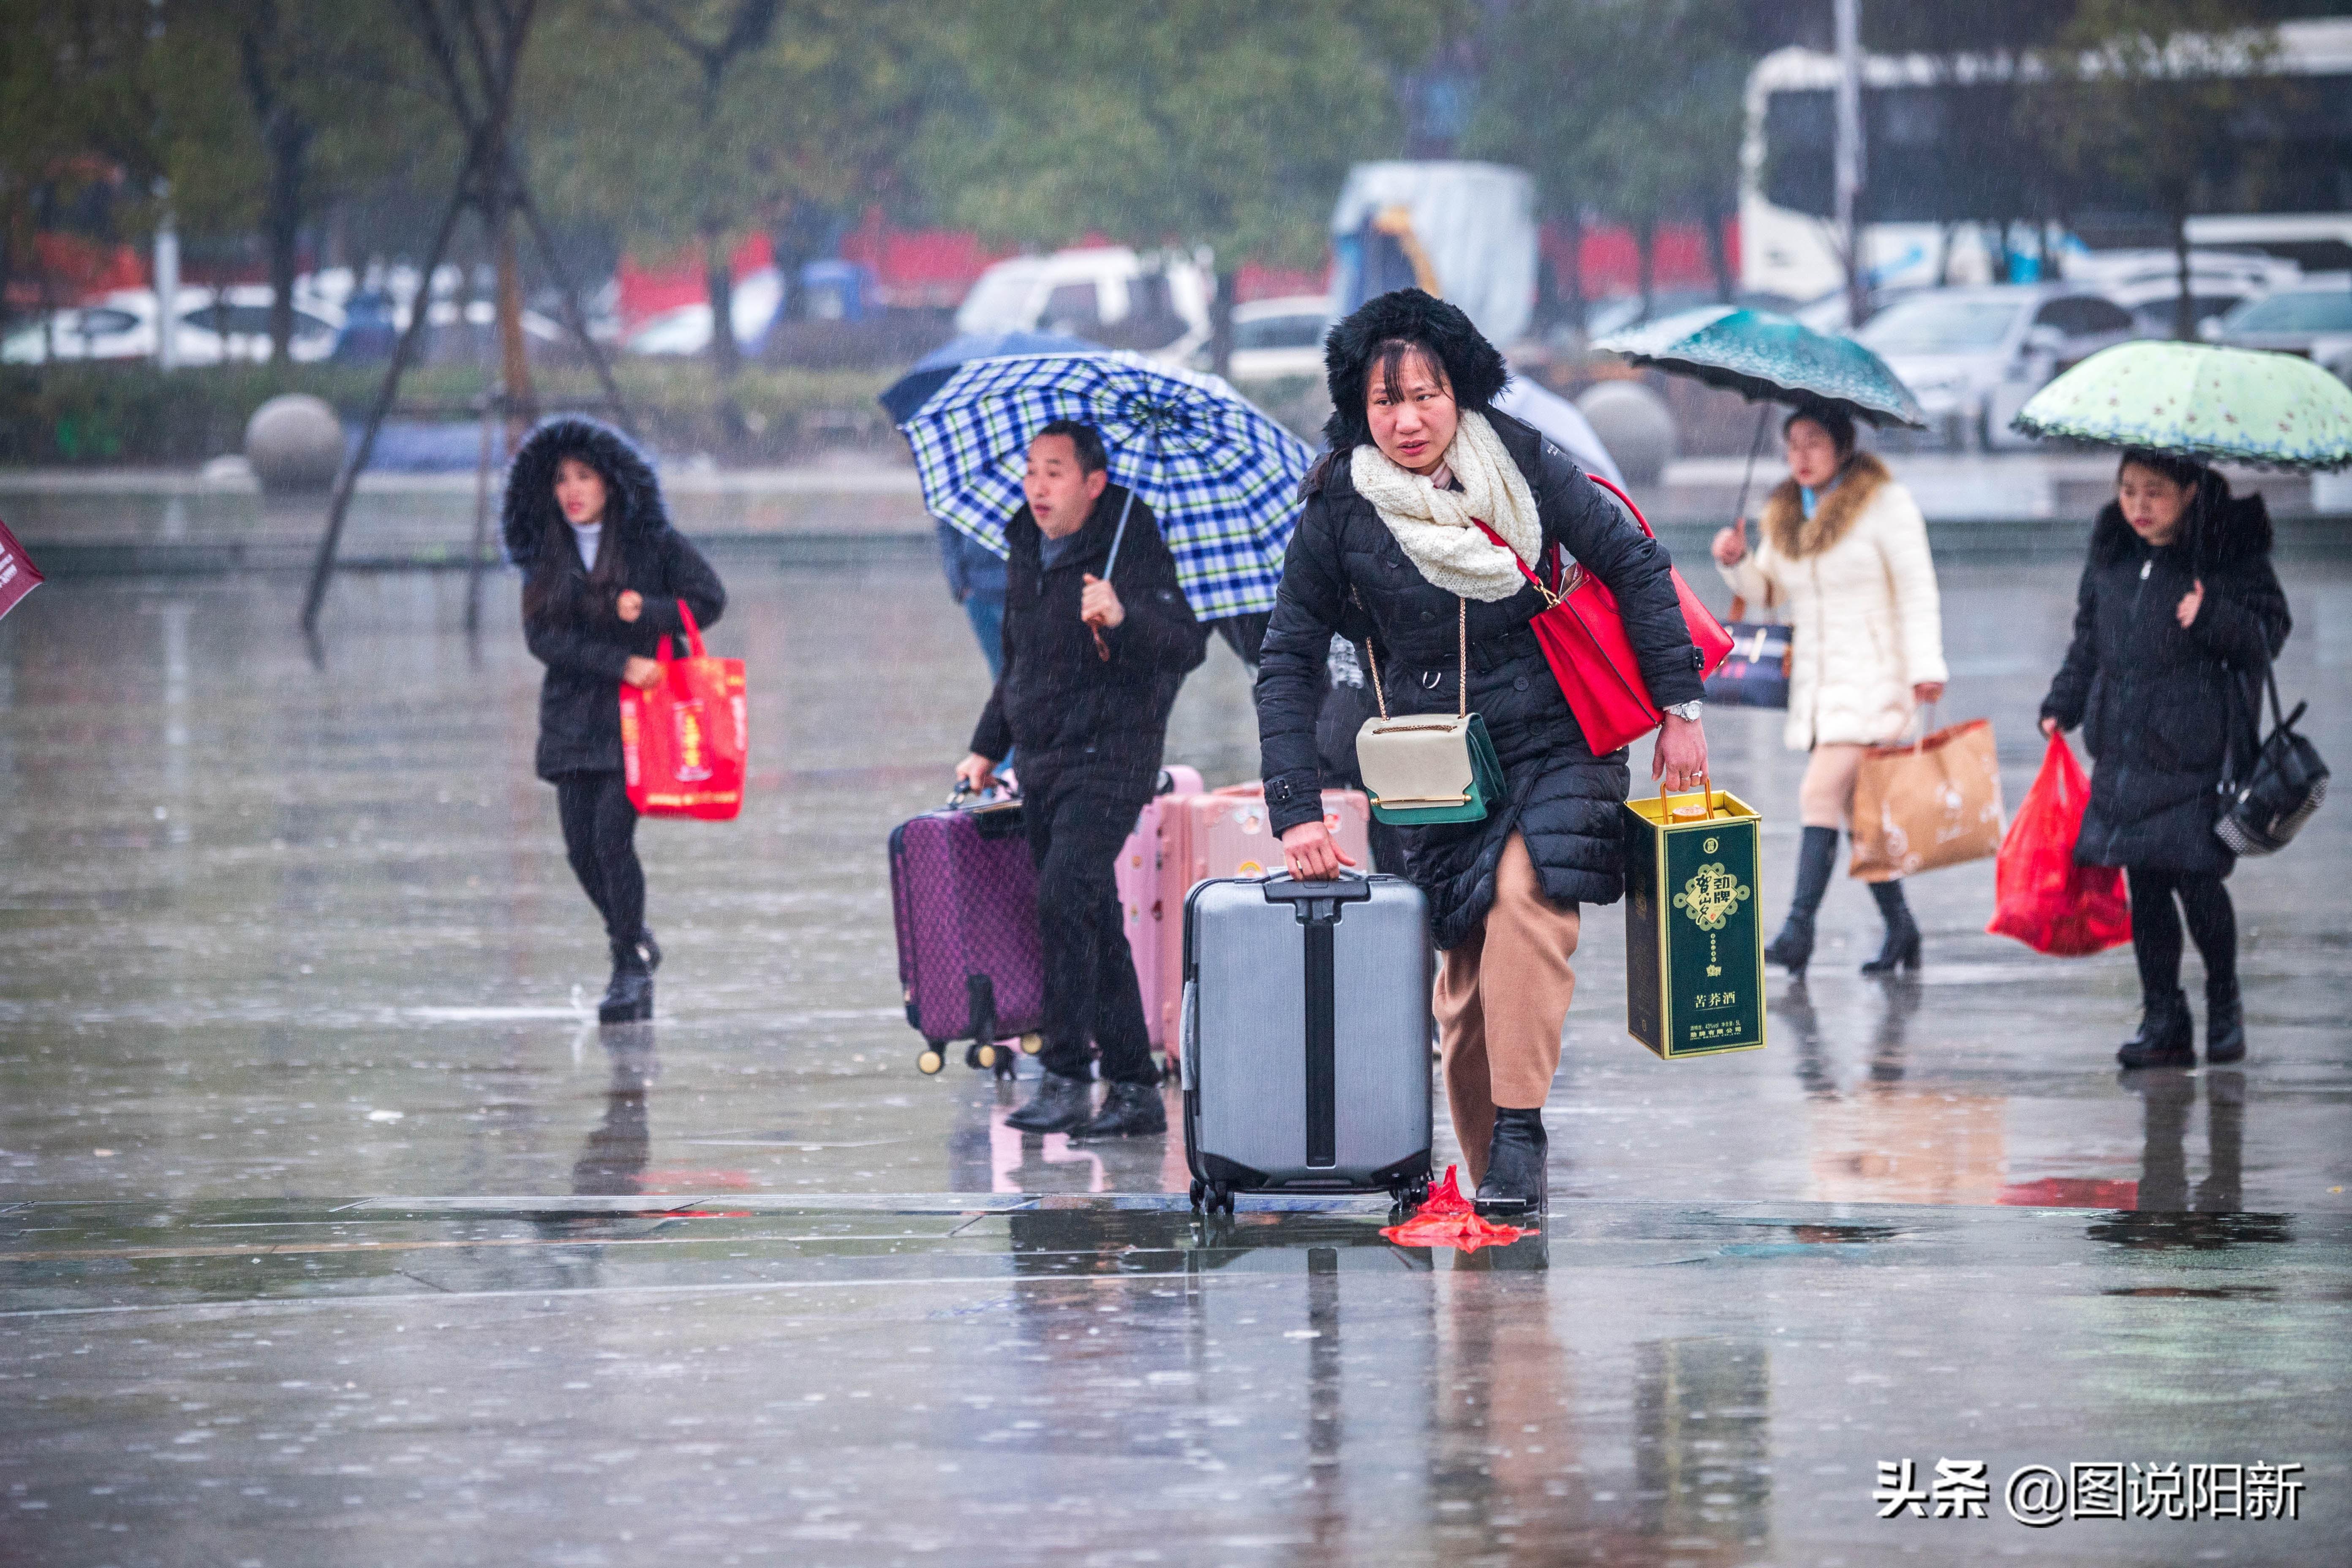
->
[[1017, 1032, 1043, 1056], [1188, 1178, 1205, 1213], [915, 1045, 946, 1076], [967, 1041, 995, 1071]]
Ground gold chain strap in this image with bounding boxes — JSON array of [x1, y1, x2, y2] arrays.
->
[[1355, 592, 1467, 723]]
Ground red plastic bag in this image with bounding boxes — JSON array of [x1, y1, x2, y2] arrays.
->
[[619, 600, 746, 820], [1379, 1165, 1528, 1251], [1986, 734, 2130, 956]]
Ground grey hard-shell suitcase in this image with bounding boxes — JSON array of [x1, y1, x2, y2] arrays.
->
[[1181, 874, 1433, 1214]]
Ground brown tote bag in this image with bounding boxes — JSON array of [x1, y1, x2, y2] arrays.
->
[[1849, 717, 2005, 882]]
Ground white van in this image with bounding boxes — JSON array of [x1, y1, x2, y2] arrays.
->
[[954, 246, 1211, 362]]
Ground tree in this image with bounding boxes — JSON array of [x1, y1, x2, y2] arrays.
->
[[149, 3, 418, 362], [926, 0, 1451, 378], [2053, 0, 2281, 339], [534, 0, 923, 395]]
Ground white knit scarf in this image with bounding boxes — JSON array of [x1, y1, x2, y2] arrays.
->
[[1348, 408, 1542, 602]]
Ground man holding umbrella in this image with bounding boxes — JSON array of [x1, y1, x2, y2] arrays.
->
[[955, 419, 1209, 1136]]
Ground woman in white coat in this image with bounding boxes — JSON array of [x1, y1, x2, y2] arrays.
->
[[1711, 404, 1948, 977]]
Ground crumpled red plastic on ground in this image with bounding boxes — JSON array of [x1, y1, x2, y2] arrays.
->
[[1380, 1164, 1528, 1251]]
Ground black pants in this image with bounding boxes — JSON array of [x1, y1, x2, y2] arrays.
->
[[555, 770, 644, 949], [1022, 768, 1156, 1086], [2126, 867, 2237, 1001]]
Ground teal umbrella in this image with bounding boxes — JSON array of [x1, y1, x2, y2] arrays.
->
[[2012, 340, 2352, 472], [1593, 305, 1927, 430]]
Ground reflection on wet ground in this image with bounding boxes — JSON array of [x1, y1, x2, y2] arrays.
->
[[4, 559, 2349, 1561]]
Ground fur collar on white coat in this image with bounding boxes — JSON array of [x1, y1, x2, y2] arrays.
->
[[1716, 453, 1949, 749]]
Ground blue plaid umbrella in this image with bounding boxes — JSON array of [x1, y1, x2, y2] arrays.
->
[[897, 351, 1315, 621]]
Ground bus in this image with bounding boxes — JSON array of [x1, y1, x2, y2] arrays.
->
[[1740, 17, 2352, 307]]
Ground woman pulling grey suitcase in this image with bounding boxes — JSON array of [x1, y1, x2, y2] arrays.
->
[[1254, 290, 1712, 1216]]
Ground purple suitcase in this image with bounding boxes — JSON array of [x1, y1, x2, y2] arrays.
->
[[888, 793, 1047, 1077]]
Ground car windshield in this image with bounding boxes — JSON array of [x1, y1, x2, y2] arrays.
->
[[1855, 297, 2023, 354], [2227, 289, 2352, 333]]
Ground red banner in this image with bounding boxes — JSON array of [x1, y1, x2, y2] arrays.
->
[[0, 518, 44, 622]]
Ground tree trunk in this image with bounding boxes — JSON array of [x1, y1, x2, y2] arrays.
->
[[264, 117, 310, 365], [1210, 267, 1236, 381], [1704, 203, 1735, 303], [1556, 204, 1586, 335], [1635, 215, 1656, 323], [705, 233, 741, 383], [495, 204, 535, 442]]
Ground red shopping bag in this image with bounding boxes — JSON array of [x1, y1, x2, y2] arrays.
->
[[619, 600, 746, 821], [1986, 734, 2129, 956]]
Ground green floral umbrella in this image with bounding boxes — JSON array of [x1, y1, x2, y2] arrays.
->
[[2012, 340, 2352, 472], [1592, 305, 1926, 429]]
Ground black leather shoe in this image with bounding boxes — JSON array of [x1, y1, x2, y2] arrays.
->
[[1764, 916, 1816, 977], [598, 945, 653, 1024], [1861, 880, 1922, 974], [1005, 1071, 1094, 1133], [2204, 982, 2246, 1065], [635, 928, 661, 973], [2117, 989, 2195, 1070], [1475, 1108, 1548, 1217], [1073, 1080, 1166, 1138]]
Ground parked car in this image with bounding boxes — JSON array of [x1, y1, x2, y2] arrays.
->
[[621, 267, 785, 357], [1206, 295, 1331, 380], [2209, 274, 2352, 357], [1851, 284, 2138, 450], [954, 246, 1211, 362], [1, 286, 341, 365]]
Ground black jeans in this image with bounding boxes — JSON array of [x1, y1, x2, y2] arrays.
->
[[2126, 866, 2237, 1001], [1021, 768, 1156, 1086], [555, 770, 644, 949]]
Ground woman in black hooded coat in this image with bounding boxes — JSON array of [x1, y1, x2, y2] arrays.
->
[[504, 417, 727, 1022], [1257, 290, 1710, 1214], [2040, 449, 2288, 1070]]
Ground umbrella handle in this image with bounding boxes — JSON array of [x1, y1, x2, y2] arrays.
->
[[1100, 472, 1139, 583], [1731, 403, 1771, 528]]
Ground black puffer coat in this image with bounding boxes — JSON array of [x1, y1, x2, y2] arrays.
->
[[970, 483, 1209, 798], [2041, 492, 2289, 874], [504, 418, 727, 781], [1257, 410, 1706, 946]]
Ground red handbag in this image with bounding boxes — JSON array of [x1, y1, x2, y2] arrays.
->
[[1472, 474, 1732, 755], [619, 600, 747, 821]]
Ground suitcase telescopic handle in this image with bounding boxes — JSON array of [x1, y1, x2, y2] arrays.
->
[[1262, 872, 1372, 926]]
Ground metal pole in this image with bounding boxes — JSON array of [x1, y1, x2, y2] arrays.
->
[[464, 384, 501, 634], [152, 200, 179, 372], [298, 178, 472, 633], [1833, 0, 1867, 328]]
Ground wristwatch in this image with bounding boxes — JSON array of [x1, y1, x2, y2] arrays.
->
[[1663, 700, 1704, 723]]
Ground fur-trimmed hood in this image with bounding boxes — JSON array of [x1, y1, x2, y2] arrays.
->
[[2088, 477, 2272, 572], [502, 416, 670, 565], [1321, 288, 1509, 452], [1761, 450, 1891, 560]]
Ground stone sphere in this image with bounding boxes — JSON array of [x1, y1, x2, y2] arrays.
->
[[242, 394, 345, 493], [1573, 380, 1677, 485]]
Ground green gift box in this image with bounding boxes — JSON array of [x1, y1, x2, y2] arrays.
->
[[1623, 785, 1767, 1059]]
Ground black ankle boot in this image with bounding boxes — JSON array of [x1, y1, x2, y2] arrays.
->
[[2204, 979, 2245, 1065], [599, 944, 653, 1024], [1005, 1070, 1094, 1133], [1861, 879, 1922, 974], [1475, 1108, 1548, 1217], [2117, 989, 2195, 1069], [1073, 1080, 1167, 1139], [1766, 826, 1840, 977]]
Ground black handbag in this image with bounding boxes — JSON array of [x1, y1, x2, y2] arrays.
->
[[2216, 661, 2328, 857], [1703, 593, 1792, 710]]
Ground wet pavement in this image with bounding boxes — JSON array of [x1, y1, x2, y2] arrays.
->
[[4, 553, 2350, 1563]]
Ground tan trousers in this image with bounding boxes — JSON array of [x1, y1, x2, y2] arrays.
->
[[1434, 833, 1580, 1185], [1799, 743, 1868, 830]]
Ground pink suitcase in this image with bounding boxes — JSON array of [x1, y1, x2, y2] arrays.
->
[[1118, 767, 1203, 1065], [1149, 784, 1374, 1063]]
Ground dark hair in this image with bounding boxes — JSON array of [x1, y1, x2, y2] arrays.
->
[[1322, 289, 1508, 452], [1784, 403, 1858, 462], [1033, 419, 1108, 475], [521, 446, 627, 627], [2117, 446, 2211, 492]]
